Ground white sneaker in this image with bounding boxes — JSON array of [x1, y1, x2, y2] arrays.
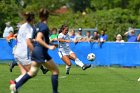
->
[[137, 77, 140, 82]]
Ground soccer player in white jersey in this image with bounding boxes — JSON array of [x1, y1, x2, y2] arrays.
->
[[9, 12, 35, 92], [58, 25, 91, 74], [10, 8, 59, 93]]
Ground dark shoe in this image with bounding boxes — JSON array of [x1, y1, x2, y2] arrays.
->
[[9, 62, 17, 72], [66, 71, 69, 75], [82, 64, 91, 70], [40, 65, 49, 74], [42, 68, 49, 74]]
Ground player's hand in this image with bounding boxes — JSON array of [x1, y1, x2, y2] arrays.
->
[[65, 40, 70, 43], [49, 45, 56, 50]]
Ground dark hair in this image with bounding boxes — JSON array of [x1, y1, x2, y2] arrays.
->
[[51, 28, 57, 32], [59, 24, 68, 33], [39, 8, 49, 20], [23, 12, 34, 22], [86, 31, 90, 33]]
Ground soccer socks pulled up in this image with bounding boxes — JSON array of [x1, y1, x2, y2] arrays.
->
[[51, 75, 58, 93], [75, 58, 84, 67], [15, 74, 24, 82], [15, 73, 31, 89]]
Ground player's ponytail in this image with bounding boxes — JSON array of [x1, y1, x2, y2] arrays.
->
[[23, 12, 34, 22], [59, 24, 68, 33], [39, 8, 49, 21]]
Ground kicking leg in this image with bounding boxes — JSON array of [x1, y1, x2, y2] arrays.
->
[[70, 53, 91, 70]]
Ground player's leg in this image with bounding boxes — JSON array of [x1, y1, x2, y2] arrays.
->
[[15, 63, 30, 82], [9, 60, 17, 72], [62, 56, 72, 74], [70, 52, 91, 70], [58, 51, 72, 74], [10, 61, 40, 92], [10, 61, 31, 93], [43, 59, 59, 93]]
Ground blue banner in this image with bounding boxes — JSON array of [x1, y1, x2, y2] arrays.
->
[[0, 38, 140, 66]]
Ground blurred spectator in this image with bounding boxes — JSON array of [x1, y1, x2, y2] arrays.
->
[[16, 23, 21, 32], [115, 34, 124, 42], [49, 28, 58, 42], [99, 30, 108, 42], [137, 34, 140, 41], [124, 29, 137, 42], [75, 28, 84, 42], [3, 22, 14, 38], [91, 31, 100, 42], [6, 31, 16, 42], [69, 29, 76, 42], [83, 31, 93, 42]]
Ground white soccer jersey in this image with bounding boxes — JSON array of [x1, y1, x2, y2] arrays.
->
[[58, 33, 71, 52], [14, 22, 33, 65]]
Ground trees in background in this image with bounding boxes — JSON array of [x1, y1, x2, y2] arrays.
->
[[0, 0, 140, 41]]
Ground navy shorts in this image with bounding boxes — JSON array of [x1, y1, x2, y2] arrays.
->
[[31, 46, 52, 63]]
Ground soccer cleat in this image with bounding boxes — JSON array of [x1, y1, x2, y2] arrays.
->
[[9, 80, 18, 93], [138, 77, 140, 82], [66, 71, 69, 75], [40, 65, 49, 74], [42, 69, 49, 74], [82, 64, 91, 70]]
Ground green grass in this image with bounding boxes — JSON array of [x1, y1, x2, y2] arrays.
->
[[1, 64, 140, 93]]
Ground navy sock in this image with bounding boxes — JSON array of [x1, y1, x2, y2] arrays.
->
[[16, 73, 31, 89], [51, 75, 58, 93]]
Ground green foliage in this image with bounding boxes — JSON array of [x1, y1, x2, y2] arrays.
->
[[0, 0, 140, 41], [0, 0, 22, 36]]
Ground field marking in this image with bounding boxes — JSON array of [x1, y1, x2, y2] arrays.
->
[[59, 75, 67, 79]]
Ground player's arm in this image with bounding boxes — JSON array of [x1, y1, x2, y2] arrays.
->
[[58, 34, 70, 43], [58, 38, 70, 43], [36, 32, 55, 50], [26, 38, 34, 52], [26, 30, 34, 52]]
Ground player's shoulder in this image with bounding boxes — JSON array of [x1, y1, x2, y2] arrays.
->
[[36, 22, 49, 32], [20, 23, 31, 29], [58, 33, 64, 37], [37, 22, 48, 29]]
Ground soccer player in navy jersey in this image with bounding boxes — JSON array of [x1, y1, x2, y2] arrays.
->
[[10, 8, 59, 93]]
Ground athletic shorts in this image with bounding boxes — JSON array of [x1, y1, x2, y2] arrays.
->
[[31, 46, 52, 63], [14, 55, 31, 66], [58, 50, 74, 58]]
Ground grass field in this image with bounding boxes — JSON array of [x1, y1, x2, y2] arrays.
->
[[1, 64, 140, 93]]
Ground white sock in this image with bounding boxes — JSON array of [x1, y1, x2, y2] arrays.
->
[[66, 65, 71, 72], [75, 58, 84, 67], [15, 74, 24, 82]]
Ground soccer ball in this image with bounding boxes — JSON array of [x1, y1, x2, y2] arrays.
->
[[87, 53, 95, 61]]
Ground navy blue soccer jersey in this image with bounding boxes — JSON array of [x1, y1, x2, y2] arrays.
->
[[36, 22, 50, 44], [31, 22, 52, 62]]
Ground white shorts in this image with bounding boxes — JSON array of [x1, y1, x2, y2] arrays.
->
[[14, 55, 32, 66], [58, 50, 74, 58]]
